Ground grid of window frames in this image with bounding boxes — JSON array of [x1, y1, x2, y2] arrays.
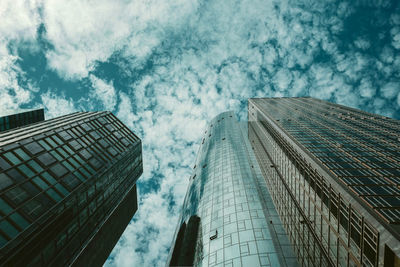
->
[[0, 111, 142, 265], [248, 98, 399, 267]]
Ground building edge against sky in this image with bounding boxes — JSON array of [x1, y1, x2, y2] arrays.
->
[[248, 97, 400, 266], [167, 111, 298, 266], [0, 110, 142, 266]]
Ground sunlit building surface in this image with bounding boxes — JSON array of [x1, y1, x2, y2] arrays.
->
[[0, 111, 142, 266], [168, 112, 297, 266], [0, 109, 45, 132], [248, 97, 400, 266]]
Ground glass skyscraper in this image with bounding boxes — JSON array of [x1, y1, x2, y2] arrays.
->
[[248, 97, 400, 266], [168, 112, 297, 266], [0, 111, 142, 266]]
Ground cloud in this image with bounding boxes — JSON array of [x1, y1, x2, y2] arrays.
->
[[89, 74, 117, 111], [41, 92, 77, 118]]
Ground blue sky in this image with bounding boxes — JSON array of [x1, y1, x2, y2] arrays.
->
[[1, 0, 400, 266]]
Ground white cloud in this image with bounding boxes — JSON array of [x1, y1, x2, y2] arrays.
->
[[41, 92, 77, 118], [381, 82, 400, 99], [89, 74, 117, 111]]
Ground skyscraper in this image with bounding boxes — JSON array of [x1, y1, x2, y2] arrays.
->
[[248, 97, 400, 266], [0, 108, 45, 132], [0, 111, 142, 266], [168, 112, 297, 266]]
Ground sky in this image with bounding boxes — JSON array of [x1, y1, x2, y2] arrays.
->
[[1, 0, 400, 266]]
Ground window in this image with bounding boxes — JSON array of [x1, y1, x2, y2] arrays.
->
[[9, 212, 30, 230], [32, 177, 49, 190], [5, 187, 29, 205], [28, 160, 43, 173], [0, 173, 13, 191], [0, 198, 13, 215], [0, 157, 11, 170], [17, 164, 35, 178], [0, 220, 19, 239], [24, 142, 44, 155], [14, 148, 30, 161], [4, 152, 21, 165], [46, 189, 62, 202], [37, 153, 56, 166], [50, 163, 68, 178]]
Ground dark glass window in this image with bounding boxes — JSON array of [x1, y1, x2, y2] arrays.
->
[[62, 174, 80, 190], [46, 189, 62, 202], [54, 184, 69, 196], [22, 199, 44, 219], [5, 187, 29, 205], [79, 149, 92, 160], [17, 164, 35, 178], [9, 212, 30, 229], [41, 172, 56, 185], [38, 140, 51, 150], [0, 198, 13, 215], [0, 173, 13, 191], [0, 220, 19, 239], [28, 160, 43, 173], [50, 163, 68, 178], [24, 142, 44, 155], [0, 157, 11, 170], [14, 148, 30, 161], [58, 131, 72, 141], [32, 177, 49, 190], [4, 152, 21, 165], [37, 153, 56, 166], [69, 140, 82, 150]]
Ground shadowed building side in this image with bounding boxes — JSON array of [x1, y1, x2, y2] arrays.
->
[[0, 111, 142, 266]]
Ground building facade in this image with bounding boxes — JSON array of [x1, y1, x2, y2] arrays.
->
[[248, 97, 400, 266], [0, 109, 45, 132], [168, 112, 297, 266], [0, 111, 142, 266]]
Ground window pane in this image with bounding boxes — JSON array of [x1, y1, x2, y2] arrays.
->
[[0, 220, 19, 239], [5, 187, 29, 205], [46, 189, 62, 202], [17, 165, 35, 178], [28, 160, 43, 173], [55, 184, 69, 196], [0, 173, 13, 191], [24, 142, 44, 155], [0, 198, 13, 215], [32, 177, 49, 190], [50, 151, 62, 161], [38, 140, 51, 150], [42, 172, 57, 185], [50, 163, 68, 178], [37, 153, 56, 166], [9, 212, 30, 229], [4, 152, 21, 165], [14, 149, 30, 161]]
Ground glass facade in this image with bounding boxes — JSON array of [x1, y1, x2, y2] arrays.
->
[[0, 109, 45, 132], [248, 97, 400, 266], [168, 111, 297, 266], [0, 111, 142, 266]]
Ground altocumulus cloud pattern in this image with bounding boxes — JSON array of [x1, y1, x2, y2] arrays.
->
[[1, 0, 400, 266]]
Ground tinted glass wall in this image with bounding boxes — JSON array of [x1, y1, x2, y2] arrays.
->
[[168, 112, 297, 266], [249, 97, 400, 267], [0, 111, 142, 266], [0, 109, 45, 132]]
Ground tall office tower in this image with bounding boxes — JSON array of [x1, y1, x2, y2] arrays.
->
[[0, 111, 142, 266], [248, 97, 400, 266], [0, 109, 45, 132], [168, 112, 297, 267]]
